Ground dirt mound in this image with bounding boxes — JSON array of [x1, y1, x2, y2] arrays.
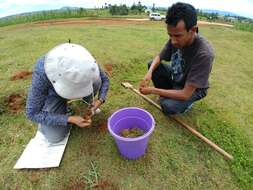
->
[[104, 64, 113, 77], [4, 93, 25, 113], [66, 178, 86, 190], [96, 180, 119, 190], [96, 122, 108, 133], [10, 71, 32, 81]]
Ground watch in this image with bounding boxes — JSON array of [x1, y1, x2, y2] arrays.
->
[[99, 98, 105, 103]]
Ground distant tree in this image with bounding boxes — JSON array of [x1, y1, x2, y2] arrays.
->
[[152, 3, 155, 12], [109, 4, 129, 15], [78, 8, 85, 15], [130, 1, 145, 14], [131, 3, 137, 11]]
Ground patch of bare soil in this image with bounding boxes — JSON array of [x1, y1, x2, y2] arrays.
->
[[104, 64, 113, 77], [66, 178, 86, 190], [95, 122, 108, 133], [34, 19, 148, 27], [28, 173, 40, 183], [95, 180, 119, 190], [3, 19, 149, 32], [10, 71, 32, 81], [4, 93, 25, 113], [197, 21, 233, 27]]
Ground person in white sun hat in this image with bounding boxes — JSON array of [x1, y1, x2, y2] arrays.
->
[[26, 43, 109, 143]]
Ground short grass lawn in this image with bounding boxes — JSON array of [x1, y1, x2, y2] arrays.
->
[[0, 19, 252, 190]]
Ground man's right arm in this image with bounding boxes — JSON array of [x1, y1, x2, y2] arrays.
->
[[140, 55, 161, 88], [140, 40, 172, 88]]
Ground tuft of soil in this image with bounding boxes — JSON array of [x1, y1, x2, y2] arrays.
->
[[28, 173, 40, 183], [10, 71, 32, 81], [95, 180, 119, 190], [66, 178, 86, 190], [96, 122, 108, 133], [4, 93, 25, 113], [120, 127, 144, 138], [104, 64, 113, 77]]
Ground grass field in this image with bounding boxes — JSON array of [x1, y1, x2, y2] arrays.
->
[[0, 19, 252, 190]]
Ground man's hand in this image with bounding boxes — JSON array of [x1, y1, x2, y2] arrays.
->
[[140, 71, 152, 87], [68, 116, 91, 128], [139, 86, 154, 95]]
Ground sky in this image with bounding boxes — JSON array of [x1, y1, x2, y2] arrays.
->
[[1, 0, 253, 19]]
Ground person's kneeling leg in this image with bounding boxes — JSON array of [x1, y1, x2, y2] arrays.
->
[[159, 89, 206, 115], [38, 98, 71, 143], [39, 123, 71, 143], [160, 97, 192, 115]]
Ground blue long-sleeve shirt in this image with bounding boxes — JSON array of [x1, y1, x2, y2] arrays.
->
[[26, 56, 109, 127]]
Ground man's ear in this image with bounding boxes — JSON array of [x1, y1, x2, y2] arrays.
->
[[190, 26, 198, 33]]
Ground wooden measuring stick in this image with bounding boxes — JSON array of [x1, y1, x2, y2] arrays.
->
[[121, 82, 233, 160]]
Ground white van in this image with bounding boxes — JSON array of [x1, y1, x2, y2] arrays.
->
[[149, 12, 165, 21]]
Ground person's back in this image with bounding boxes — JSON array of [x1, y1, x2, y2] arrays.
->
[[26, 43, 109, 143]]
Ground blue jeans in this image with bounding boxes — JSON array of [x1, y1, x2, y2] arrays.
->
[[38, 98, 71, 143], [39, 79, 102, 143], [148, 61, 207, 115]]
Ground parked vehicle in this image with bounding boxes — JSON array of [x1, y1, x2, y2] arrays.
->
[[149, 12, 165, 21]]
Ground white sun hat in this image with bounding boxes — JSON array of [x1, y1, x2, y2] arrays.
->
[[44, 43, 100, 100]]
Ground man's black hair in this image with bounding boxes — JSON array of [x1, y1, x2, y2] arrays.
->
[[165, 2, 197, 31]]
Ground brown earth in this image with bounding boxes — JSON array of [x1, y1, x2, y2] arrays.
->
[[66, 178, 118, 190], [96, 122, 108, 133], [34, 18, 148, 27], [10, 71, 32, 81], [66, 178, 86, 190], [4, 93, 25, 113], [1, 18, 233, 33], [28, 173, 40, 183], [95, 180, 119, 190], [2, 19, 149, 32], [197, 20, 233, 27]]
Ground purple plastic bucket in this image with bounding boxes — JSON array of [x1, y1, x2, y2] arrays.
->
[[108, 107, 155, 159]]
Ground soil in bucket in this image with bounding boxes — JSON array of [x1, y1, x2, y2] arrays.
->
[[120, 127, 145, 138]]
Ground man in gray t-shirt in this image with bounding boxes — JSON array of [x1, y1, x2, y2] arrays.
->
[[139, 2, 214, 115]]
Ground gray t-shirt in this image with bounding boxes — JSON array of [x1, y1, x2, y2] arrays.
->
[[159, 34, 214, 89]]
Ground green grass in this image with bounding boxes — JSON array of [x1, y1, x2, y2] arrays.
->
[[235, 22, 253, 32], [0, 9, 111, 27], [0, 20, 252, 189], [0, 9, 148, 27]]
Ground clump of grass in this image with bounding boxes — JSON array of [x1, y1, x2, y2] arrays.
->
[[234, 22, 253, 32], [83, 161, 100, 190], [196, 105, 253, 190]]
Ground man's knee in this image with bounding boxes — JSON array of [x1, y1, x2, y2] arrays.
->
[[160, 99, 188, 115]]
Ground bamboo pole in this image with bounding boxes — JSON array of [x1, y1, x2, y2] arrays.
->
[[121, 82, 233, 160]]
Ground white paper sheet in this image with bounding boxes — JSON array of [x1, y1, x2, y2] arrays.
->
[[14, 131, 70, 169]]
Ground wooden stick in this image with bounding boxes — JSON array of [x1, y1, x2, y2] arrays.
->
[[121, 82, 233, 160]]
